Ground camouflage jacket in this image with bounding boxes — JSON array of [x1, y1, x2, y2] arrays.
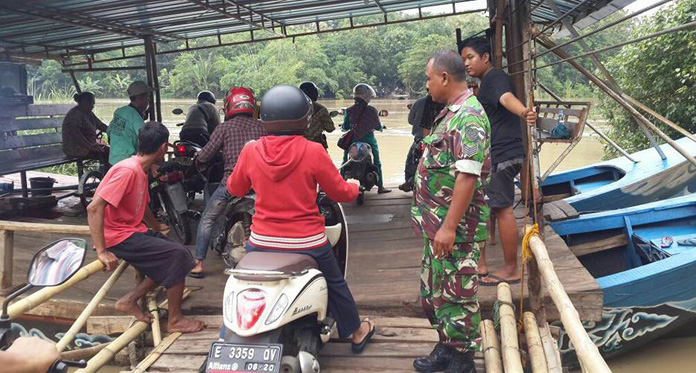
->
[[304, 102, 335, 148], [411, 91, 491, 243]]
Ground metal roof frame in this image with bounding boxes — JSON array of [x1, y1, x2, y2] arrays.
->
[[0, 0, 637, 65]]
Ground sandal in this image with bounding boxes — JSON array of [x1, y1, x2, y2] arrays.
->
[[480, 274, 521, 287], [351, 318, 375, 354]]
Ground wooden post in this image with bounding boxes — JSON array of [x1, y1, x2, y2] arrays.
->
[[523, 312, 548, 373], [493, 0, 505, 69], [143, 35, 156, 122], [20, 171, 28, 198], [480, 319, 503, 372], [0, 230, 14, 291], [497, 283, 523, 373], [526, 226, 611, 372], [56, 262, 129, 352], [8, 260, 104, 319]]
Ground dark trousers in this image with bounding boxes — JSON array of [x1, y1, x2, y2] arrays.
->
[[404, 137, 422, 183], [247, 242, 361, 338]]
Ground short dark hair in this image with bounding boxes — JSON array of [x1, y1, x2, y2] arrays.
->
[[138, 121, 169, 154], [73, 91, 95, 104], [429, 50, 468, 82], [459, 36, 491, 61], [129, 92, 148, 102]]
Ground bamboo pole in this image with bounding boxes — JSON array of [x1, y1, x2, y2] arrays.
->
[[525, 226, 611, 372], [7, 260, 104, 319], [56, 261, 129, 352], [539, 322, 563, 373], [622, 93, 696, 144], [148, 296, 162, 346], [0, 220, 91, 234], [480, 319, 503, 373], [75, 288, 191, 373], [60, 343, 107, 361], [523, 312, 548, 373], [130, 332, 182, 373], [537, 35, 696, 167], [497, 283, 523, 373]]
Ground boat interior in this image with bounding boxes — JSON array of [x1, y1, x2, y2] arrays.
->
[[542, 166, 625, 198], [558, 204, 696, 279]]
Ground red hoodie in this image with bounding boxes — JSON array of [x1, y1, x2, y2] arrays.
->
[[227, 135, 359, 250]]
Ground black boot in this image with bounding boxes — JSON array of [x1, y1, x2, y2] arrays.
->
[[413, 343, 454, 372], [444, 350, 476, 373]]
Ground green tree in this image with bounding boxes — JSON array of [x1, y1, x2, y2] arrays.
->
[[398, 34, 451, 94], [602, 0, 696, 157]]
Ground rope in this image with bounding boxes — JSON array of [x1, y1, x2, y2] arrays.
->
[[492, 299, 517, 329]]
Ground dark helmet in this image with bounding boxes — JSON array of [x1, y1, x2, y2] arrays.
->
[[260, 85, 313, 134], [197, 90, 216, 104], [299, 81, 319, 102]]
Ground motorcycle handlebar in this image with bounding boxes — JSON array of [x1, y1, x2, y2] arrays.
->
[[49, 359, 87, 373]]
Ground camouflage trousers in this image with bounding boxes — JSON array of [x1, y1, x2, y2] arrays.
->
[[420, 238, 481, 352]]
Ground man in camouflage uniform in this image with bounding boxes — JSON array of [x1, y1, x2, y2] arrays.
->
[[411, 51, 491, 373]]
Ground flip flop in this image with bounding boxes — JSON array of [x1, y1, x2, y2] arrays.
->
[[351, 318, 375, 354], [188, 271, 204, 279], [660, 236, 673, 248], [677, 237, 696, 246], [480, 274, 521, 287], [478, 271, 489, 277]]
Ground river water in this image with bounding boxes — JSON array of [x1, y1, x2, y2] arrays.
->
[[90, 99, 694, 371]]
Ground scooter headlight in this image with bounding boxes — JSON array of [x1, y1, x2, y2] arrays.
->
[[224, 291, 235, 324], [265, 294, 288, 325]]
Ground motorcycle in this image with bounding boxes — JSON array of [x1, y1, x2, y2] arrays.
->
[[0, 238, 89, 372], [201, 192, 348, 373], [340, 142, 379, 205], [149, 161, 193, 244]]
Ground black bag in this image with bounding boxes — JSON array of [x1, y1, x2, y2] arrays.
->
[[337, 130, 355, 150]]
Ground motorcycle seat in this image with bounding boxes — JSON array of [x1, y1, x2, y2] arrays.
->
[[236, 251, 318, 274]]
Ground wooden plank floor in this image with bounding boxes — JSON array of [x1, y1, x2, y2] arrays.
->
[[1, 178, 602, 322], [146, 316, 485, 373]]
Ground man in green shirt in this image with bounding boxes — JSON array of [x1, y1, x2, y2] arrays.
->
[[107, 81, 153, 164], [411, 51, 491, 373]]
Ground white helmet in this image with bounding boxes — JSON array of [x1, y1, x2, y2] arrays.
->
[[353, 83, 376, 103]]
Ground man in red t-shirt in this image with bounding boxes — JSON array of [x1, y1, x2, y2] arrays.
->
[[87, 122, 205, 333]]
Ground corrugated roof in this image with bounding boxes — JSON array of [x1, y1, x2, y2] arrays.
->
[[0, 0, 636, 63]]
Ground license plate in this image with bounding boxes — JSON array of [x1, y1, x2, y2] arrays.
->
[[205, 342, 283, 373]]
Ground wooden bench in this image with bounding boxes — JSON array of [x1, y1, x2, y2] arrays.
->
[[535, 101, 591, 181], [0, 104, 79, 198]]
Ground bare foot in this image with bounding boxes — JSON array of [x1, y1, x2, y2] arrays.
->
[[115, 297, 153, 323], [478, 264, 489, 277], [168, 316, 207, 333]]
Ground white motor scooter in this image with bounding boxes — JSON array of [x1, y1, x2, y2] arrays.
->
[[203, 192, 349, 373]]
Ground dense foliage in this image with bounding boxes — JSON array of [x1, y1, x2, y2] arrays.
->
[[601, 0, 696, 157]]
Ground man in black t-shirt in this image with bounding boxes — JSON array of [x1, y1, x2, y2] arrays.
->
[[460, 37, 537, 286], [400, 94, 445, 192]]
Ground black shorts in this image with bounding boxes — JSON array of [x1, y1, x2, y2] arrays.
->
[[108, 230, 195, 288], [487, 157, 523, 209]]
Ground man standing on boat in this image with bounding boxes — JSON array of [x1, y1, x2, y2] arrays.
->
[[107, 81, 152, 165], [460, 37, 537, 286], [411, 50, 490, 373], [87, 122, 206, 334]]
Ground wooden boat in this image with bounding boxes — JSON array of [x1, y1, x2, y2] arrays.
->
[[550, 194, 696, 366], [542, 136, 696, 213]]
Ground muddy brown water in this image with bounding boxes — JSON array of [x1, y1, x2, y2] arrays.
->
[[88, 99, 694, 371]]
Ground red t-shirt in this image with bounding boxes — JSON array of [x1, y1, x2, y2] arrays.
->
[[94, 156, 149, 248], [227, 136, 358, 250]]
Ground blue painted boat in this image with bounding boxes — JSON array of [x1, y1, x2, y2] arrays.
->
[[542, 136, 696, 213], [550, 194, 696, 366]]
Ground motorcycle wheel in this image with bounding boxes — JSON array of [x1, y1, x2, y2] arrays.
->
[[165, 196, 192, 245], [356, 191, 364, 205], [280, 356, 301, 373], [223, 213, 252, 267], [79, 170, 103, 209]]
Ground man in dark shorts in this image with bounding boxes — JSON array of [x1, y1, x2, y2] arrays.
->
[[86, 122, 206, 333], [460, 37, 537, 286]]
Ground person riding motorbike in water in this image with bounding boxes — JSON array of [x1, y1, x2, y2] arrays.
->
[[226, 85, 376, 352], [189, 87, 266, 278], [180, 90, 221, 147], [341, 83, 391, 193]]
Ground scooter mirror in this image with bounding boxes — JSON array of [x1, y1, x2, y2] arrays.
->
[[378, 110, 389, 117], [27, 239, 87, 287], [329, 110, 339, 118], [407, 103, 413, 110], [172, 108, 184, 115]]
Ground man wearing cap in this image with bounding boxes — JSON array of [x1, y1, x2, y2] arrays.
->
[[107, 81, 153, 165]]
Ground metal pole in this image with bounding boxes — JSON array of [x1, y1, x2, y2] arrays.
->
[[143, 36, 156, 121], [537, 35, 696, 167], [537, 82, 638, 163]]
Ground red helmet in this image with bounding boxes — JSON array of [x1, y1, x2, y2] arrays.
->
[[224, 87, 256, 119]]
